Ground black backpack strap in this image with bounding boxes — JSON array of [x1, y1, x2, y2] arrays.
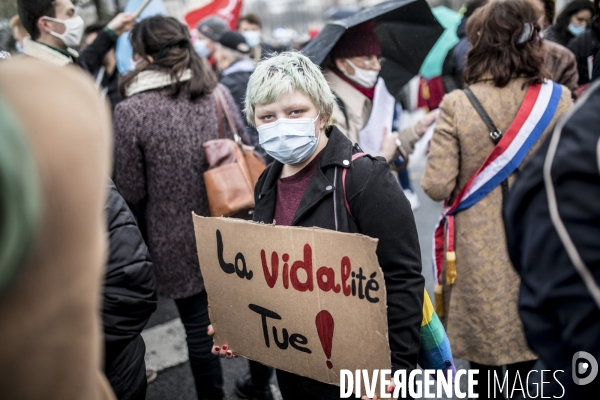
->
[[463, 87, 510, 205], [463, 87, 502, 144], [332, 91, 350, 129]]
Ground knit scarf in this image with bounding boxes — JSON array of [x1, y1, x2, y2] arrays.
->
[[125, 69, 193, 97]]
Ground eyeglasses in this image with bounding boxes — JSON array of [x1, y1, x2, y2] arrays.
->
[[350, 56, 386, 68]]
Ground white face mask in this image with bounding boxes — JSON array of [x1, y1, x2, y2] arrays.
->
[[194, 39, 210, 58], [43, 15, 85, 48], [343, 59, 379, 88], [242, 31, 261, 48], [258, 113, 321, 165]]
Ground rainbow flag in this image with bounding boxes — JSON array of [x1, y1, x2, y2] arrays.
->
[[419, 289, 455, 375]]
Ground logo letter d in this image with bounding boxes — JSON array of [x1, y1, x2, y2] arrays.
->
[[572, 351, 598, 385]]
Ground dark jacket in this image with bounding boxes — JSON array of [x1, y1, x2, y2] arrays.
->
[[504, 82, 600, 397], [219, 59, 261, 149], [113, 84, 246, 299], [253, 126, 424, 375], [80, 28, 122, 111], [568, 16, 600, 85], [92, 66, 122, 112], [442, 17, 468, 92], [219, 59, 254, 118], [104, 180, 157, 399], [545, 24, 574, 48], [78, 27, 118, 75], [593, 47, 600, 82]]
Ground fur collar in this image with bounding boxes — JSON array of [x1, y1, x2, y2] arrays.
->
[[22, 38, 74, 67], [125, 69, 193, 97]]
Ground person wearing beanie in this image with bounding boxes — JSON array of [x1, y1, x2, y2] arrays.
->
[[215, 31, 253, 115], [195, 15, 228, 66], [323, 21, 437, 163]]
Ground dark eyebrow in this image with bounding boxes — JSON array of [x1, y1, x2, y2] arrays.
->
[[255, 108, 275, 115], [283, 103, 311, 111]]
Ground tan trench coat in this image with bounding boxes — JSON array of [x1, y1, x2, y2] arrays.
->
[[421, 78, 572, 365]]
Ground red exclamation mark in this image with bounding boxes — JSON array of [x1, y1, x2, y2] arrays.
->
[[315, 310, 334, 369]]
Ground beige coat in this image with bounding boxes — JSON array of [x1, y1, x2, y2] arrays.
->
[[0, 59, 115, 399], [421, 78, 572, 365], [325, 69, 421, 154]]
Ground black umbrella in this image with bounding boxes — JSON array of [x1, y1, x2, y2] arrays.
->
[[323, 6, 361, 21], [302, 0, 444, 101]]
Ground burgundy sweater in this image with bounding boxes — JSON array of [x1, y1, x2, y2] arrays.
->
[[274, 151, 324, 226]]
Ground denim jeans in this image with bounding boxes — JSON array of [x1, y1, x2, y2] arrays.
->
[[175, 291, 224, 400]]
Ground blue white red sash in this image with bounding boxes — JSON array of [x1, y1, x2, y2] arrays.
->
[[433, 81, 563, 284]]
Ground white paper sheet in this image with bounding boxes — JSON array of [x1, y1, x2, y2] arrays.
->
[[414, 121, 437, 159], [358, 78, 396, 155]]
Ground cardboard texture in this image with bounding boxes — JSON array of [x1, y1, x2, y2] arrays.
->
[[193, 215, 392, 387]]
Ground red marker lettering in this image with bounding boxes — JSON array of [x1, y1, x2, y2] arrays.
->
[[261, 250, 278, 288]]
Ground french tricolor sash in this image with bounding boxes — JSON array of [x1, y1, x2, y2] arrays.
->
[[432, 81, 562, 312]]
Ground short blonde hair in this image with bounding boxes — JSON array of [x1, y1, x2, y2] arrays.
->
[[244, 52, 335, 126]]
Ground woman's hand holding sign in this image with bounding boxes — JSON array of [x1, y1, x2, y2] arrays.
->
[[208, 324, 236, 359]]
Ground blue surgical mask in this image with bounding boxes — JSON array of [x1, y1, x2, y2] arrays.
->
[[242, 31, 261, 49], [568, 23, 586, 36], [194, 39, 210, 58], [258, 113, 321, 165]]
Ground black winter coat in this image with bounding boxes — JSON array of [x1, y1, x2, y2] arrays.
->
[[568, 16, 600, 86], [442, 17, 468, 92], [104, 181, 157, 399], [219, 60, 263, 151], [593, 48, 600, 82], [79, 29, 122, 111], [253, 127, 424, 376], [504, 82, 600, 397], [545, 24, 574, 48], [79, 28, 118, 76], [219, 61, 253, 118]]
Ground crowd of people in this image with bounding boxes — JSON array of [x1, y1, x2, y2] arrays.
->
[[0, 0, 600, 399]]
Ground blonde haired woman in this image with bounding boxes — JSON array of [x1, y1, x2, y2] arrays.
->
[[213, 52, 424, 400]]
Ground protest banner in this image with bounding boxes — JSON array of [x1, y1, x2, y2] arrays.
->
[[193, 215, 391, 387], [184, 0, 243, 30]]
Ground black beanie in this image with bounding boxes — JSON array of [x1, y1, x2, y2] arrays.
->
[[219, 31, 251, 54]]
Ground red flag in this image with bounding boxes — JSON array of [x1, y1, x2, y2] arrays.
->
[[184, 0, 243, 30]]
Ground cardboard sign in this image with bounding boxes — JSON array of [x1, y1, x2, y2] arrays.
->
[[193, 215, 391, 387]]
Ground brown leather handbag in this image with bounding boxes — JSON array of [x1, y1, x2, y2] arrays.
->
[[203, 86, 266, 218]]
